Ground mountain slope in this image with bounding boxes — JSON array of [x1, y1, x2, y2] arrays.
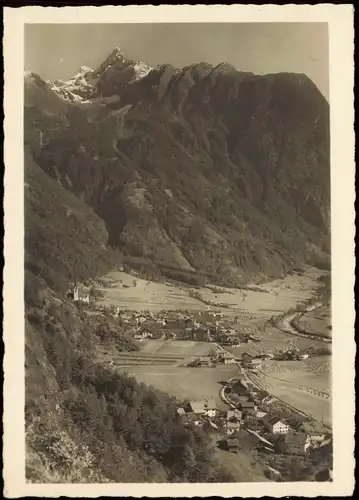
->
[[26, 52, 330, 286]]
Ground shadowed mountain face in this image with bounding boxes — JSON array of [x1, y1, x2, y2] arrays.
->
[[24, 48, 330, 289]]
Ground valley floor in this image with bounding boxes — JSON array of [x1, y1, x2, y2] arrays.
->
[[89, 265, 332, 479], [93, 267, 323, 322]]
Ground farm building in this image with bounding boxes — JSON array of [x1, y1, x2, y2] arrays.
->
[[266, 417, 290, 434], [298, 421, 328, 444], [284, 433, 311, 455], [243, 417, 264, 432], [226, 438, 240, 453], [188, 399, 217, 418], [238, 401, 256, 413], [299, 420, 327, 436]]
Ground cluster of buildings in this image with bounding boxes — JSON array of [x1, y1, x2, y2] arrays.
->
[[176, 391, 330, 464], [92, 307, 258, 346], [221, 377, 331, 457], [176, 399, 242, 438]]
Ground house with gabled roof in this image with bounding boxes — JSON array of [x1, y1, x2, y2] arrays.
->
[[284, 432, 311, 455], [266, 417, 290, 434], [226, 438, 240, 453], [298, 420, 328, 444], [188, 399, 217, 418]]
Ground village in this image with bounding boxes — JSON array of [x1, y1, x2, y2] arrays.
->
[[70, 280, 332, 482], [174, 374, 332, 482]]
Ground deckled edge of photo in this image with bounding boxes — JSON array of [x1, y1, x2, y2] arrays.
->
[[3, 4, 355, 498]]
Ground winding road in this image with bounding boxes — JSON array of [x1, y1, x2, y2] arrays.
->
[[276, 301, 331, 343]]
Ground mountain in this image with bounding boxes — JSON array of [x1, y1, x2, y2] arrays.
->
[[24, 48, 330, 483], [47, 48, 153, 104], [25, 50, 330, 289]]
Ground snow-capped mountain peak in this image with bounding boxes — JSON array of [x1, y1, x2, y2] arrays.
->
[[44, 48, 154, 103], [131, 61, 153, 82]]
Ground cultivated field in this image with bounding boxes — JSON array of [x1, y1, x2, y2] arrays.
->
[[139, 339, 215, 358], [94, 267, 325, 326], [92, 267, 331, 426], [94, 271, 207, 312], [116, 364, 240, 410], [95, 340, 217, 368], [261, 357, 331, 394], [226, 323, 328, 358], [250, 357, 332, 427]]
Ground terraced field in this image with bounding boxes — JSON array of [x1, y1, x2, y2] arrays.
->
[[95, 340, 217, 368]]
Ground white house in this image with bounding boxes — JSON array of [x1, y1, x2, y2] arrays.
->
[[189, 399, 217, 418], [224, 357, 236, 364], [298, 353, 309, 360], [73, 285, 90, 303], [267, 417, 290, 434]]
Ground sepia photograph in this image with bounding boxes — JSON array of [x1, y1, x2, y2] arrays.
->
[[3, 5, 355, 498]]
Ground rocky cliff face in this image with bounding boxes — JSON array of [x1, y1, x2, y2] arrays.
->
[[25, 48, 330, 288]]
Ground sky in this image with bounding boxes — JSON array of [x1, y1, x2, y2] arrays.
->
[[25, 23, 329, 100]]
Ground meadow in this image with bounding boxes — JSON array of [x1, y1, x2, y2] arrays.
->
[[116, 364, 240, 410], [94, 267, 325, 326]]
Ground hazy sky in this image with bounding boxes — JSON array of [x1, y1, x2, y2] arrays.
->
[[25, 23, 329, 99]]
